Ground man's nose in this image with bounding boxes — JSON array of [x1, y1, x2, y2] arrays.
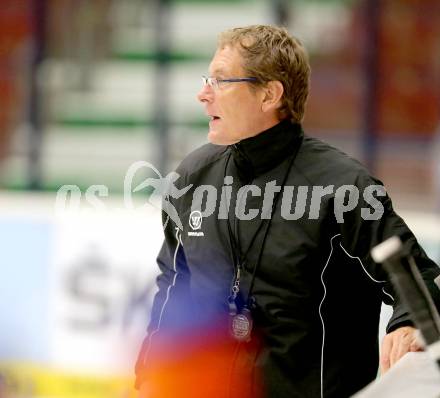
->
[[197, 84, 214, 103]]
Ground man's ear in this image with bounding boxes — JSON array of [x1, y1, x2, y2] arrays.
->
[[261, 81, 284, 113]]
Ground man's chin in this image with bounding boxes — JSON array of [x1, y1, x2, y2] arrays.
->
[[207, 129, 237, 146]]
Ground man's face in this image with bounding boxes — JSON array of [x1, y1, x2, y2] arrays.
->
[[197, 45, 268, 145]]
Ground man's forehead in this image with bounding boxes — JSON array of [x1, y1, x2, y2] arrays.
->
[[208, 46, 242, 75]]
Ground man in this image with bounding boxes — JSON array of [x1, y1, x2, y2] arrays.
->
[[135, 25, 440, 398]]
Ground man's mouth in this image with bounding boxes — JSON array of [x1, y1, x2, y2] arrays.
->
[[210, 116, 220, 121]]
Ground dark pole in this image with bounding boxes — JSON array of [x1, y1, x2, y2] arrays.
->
[[271, 0, 290, 26], [28, 0, 46, 190], [363, 0, 381, 173], [152, 0, 172, 174]]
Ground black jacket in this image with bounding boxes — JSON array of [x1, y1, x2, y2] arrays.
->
[[135, 120, 440, 398]]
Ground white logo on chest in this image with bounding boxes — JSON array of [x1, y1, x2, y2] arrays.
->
[[188, 210, 204, 236]]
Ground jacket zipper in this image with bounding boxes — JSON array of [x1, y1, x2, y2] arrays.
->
[[227, 162, 253, 396]]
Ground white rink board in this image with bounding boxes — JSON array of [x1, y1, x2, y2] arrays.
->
[[0, 192, 163, 377]]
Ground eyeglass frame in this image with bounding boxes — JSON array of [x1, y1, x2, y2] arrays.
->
[[201, 75, 259, 90]]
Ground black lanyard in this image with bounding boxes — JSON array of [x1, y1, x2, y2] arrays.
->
[[224, 135, 302, 312]]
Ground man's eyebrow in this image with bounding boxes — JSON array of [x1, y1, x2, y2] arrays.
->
[[210, 67, 226, 76]]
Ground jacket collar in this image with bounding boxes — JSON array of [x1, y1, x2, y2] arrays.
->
[[230, 119, 303, 182]]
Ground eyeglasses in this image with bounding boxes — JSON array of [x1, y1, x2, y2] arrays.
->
[[201, 76, 258, 90]]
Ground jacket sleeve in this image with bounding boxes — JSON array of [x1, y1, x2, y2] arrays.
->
[[134, 208, 191, 389], [337, 173, 440, 333]]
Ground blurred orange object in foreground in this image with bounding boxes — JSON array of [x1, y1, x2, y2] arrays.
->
[[137, 328, 263, 398]]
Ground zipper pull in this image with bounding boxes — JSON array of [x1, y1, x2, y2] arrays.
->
[[231, 265, 241, 299], [228, 264, 241, 316]]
